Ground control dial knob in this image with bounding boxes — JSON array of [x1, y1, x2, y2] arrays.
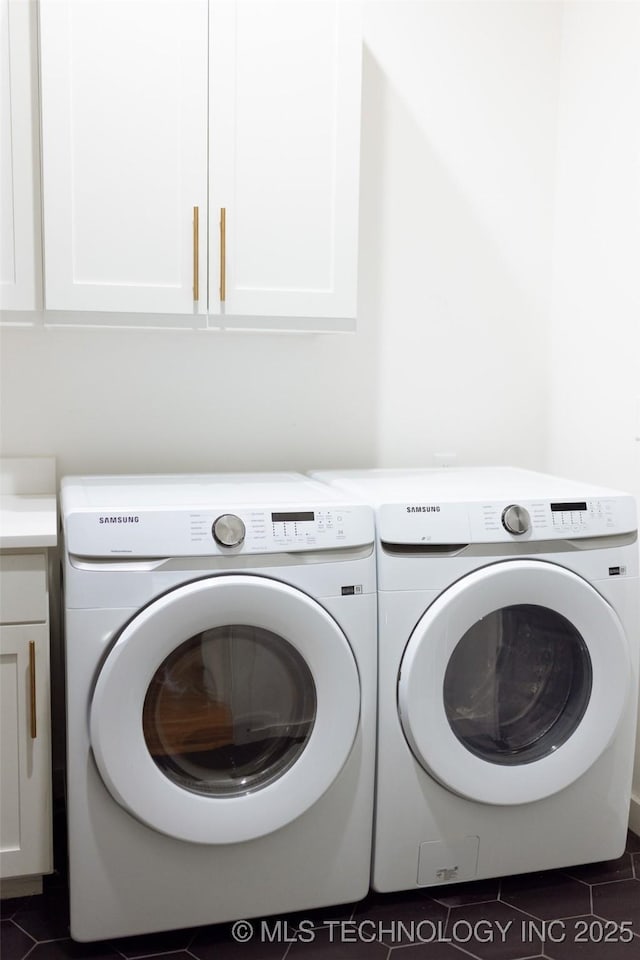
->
[[501, 504, 531, 536], [212, 514, 246, 548]]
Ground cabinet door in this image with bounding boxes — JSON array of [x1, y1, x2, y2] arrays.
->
[[209, 0, 362, 323], [39, 0, 208, 315], [0, 0, 41, 311], [0, 623, 52, 879]]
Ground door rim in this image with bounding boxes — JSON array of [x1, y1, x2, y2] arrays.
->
[[90, 574, 361, 843], [398, 560, 629, 805]]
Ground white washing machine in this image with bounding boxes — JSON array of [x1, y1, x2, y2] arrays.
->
[[60, 473, 377, 941], [311, 467, 639, 891]]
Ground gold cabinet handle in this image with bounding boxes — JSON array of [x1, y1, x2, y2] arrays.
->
[[219, 207, 226, 302], [28, 641, 37, 739], [193, 206, 200, 302]]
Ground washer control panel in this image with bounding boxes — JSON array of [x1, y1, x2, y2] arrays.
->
[[474, 497, 628, 540], [379, 495, 635, 545]]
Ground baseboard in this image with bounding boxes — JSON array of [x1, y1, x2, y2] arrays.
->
[[0, 875, 43, 899], [629, 793, 640, 837]]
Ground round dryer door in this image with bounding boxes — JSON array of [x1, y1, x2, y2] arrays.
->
[[398, 560, 630, 805], [90, 575, 360, 843]]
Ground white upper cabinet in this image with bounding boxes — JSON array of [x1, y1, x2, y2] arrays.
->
[[0, 0, 42, 311], [209, 0, 362, 323], [38, 0, 362, 326], [39, 0, 209, 315]]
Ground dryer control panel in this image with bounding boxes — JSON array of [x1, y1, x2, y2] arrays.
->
[[196, 508, 357, 552], [64, 504, 374, 557]]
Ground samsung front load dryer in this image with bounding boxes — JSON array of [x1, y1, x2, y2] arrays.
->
[[60, 473, 376, 941], [311, 467, 639, 892]]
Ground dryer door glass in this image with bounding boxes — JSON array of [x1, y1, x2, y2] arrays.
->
[[142, 625, 317, 797], [443, 604, 592, 765], [90, 574, 361, 843]]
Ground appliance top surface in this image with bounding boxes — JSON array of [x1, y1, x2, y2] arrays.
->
[[61, 471, 364, 511], [311, 466, 633, 505], [60, 473, 374, 558]]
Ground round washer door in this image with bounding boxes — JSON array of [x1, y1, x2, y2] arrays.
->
[[90, 575, 360, 843], [398, 560, 629, 805]]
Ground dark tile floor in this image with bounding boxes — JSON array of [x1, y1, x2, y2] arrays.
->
[[3, 832, 640, 960]]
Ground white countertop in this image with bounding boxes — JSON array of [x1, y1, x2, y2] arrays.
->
[[0, 495, 58, 549], [0, 458, 58, 549]]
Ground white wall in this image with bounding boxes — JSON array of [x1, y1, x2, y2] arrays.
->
[[0, 324, 380, 474], [545, 1, 640, 829], [364, 1, 562, 468], [548, 1, 640, 498], [0, 1, 562, 478]]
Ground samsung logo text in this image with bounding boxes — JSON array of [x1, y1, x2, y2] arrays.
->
[[406, 505, 441, 514], [98, 516, 140, 524]]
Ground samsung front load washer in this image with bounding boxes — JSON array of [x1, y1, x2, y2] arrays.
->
[[60, 473, 376, 941], [311, 467, 639, 891]]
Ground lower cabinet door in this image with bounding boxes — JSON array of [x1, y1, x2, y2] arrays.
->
[[0, 623, 52, 879]]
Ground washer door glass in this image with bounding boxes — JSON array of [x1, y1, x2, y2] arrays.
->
[[143, 625, 317, 797], [90, 575, 360, 844], [443, 604, 592, 766], [398, 560, 630, 805]]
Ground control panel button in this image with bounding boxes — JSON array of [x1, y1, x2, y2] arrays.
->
[[212, 514, 246, 548], [501, 504, 531, 536]]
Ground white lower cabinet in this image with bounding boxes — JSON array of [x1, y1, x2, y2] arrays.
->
[[0, 553, 52, 892], [38, 0, 362, 328]]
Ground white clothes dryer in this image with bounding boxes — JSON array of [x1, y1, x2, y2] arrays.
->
[[60, 473, 376, 941], [311, 467, 639, 891]]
